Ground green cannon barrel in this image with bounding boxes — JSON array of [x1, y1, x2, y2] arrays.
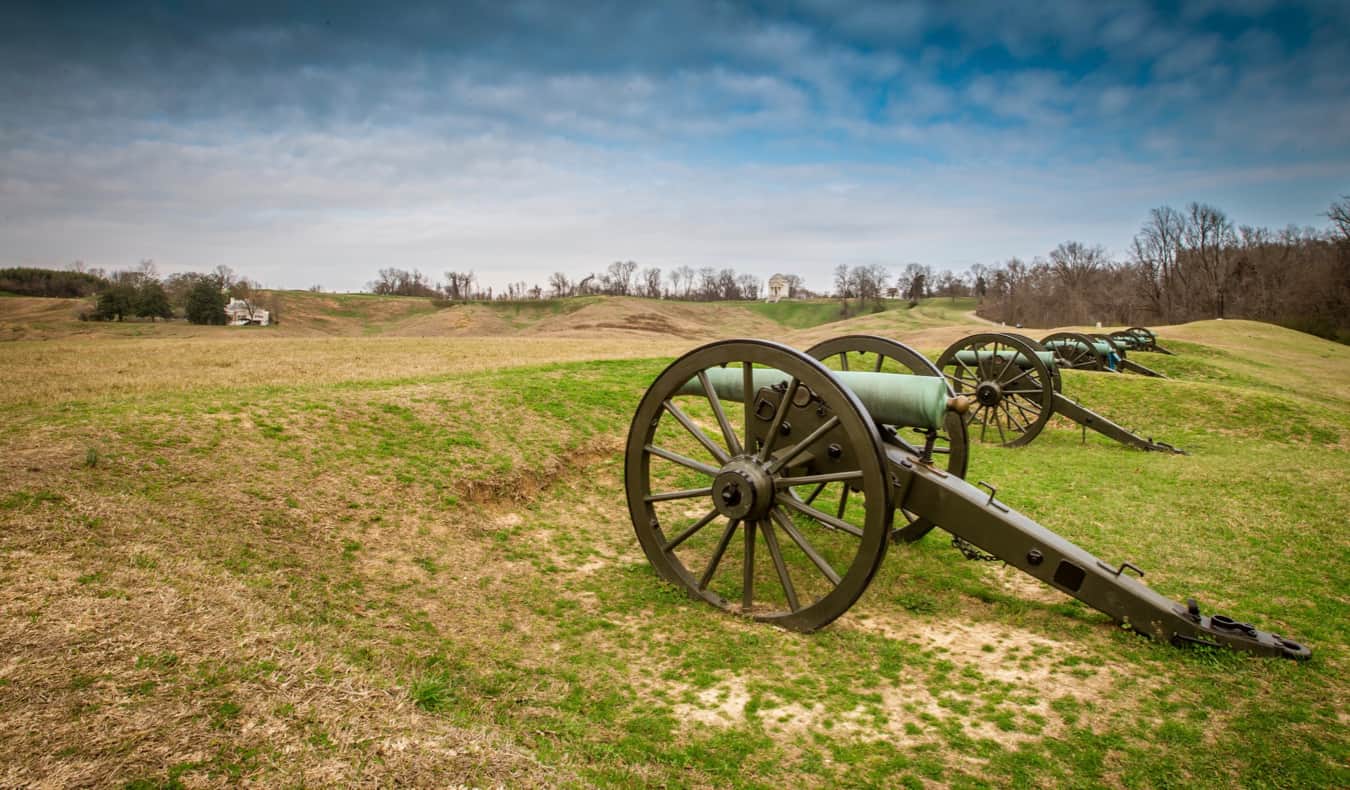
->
[[678, 367, 949, 431], [953, 349, 1056, 371], [1043, 338, 1114, 357]]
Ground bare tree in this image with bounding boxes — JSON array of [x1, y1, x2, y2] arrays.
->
[[736, 273, 760, 300], [548, 272, 571, 298], [1182, 202, 1238, 318], [1130, 206, 1185, 323], [642, 266, 662, 298], [443, 271, 476, 300], [607, 260, 638, 296], [1328, 195, 1350, 241], [676, 265, 696, 298]]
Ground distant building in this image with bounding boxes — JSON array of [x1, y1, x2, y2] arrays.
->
[[766, 274, 789, 303], [225, 298, 270, 326]]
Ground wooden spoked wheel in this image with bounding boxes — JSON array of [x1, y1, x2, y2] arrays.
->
[[999, 333, 1062, 393], [937, 333, 1055, 448], [1041, 331, 1109, 370], [1125, 326, 1162, 352], [1109, 330, 1144, 351], [1092, 333, 1129, 360], [806, 334, 969, 543], [625, 339, 892, 632]]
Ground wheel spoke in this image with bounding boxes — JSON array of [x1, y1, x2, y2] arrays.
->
[[837, 352, 849, 371], [662, 400, 730, 465], [835, 483, 850, 519], [742, 363, 755, 450], [698, 519, 739, 590], [645, 486, 714, 503], [662, 507, 721, 552], [803, 481, 827, 505], [757, 377, 798, 461], [779, 495, 865, 538], [872, 353, 885, 372], [766, 415, 841, 473], [645, 444, 720, 477], [775, 469, 864, 488], [760, 519, 800, 611], [994, 346, 1017, 383], [698, 370, 743, 457], [742, 520, 757, 609], [1000, 366, 1036, 387], [771, 507, 842, 586]]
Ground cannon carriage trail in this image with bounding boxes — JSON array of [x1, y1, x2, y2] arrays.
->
[[0, 293, 1347, 787]]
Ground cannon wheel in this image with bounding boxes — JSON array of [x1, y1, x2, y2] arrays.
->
[[1109, 330, 1143, 352], [1041, 331, 1109, 371], [625, 339, 892, 632], [1091, 333, 1128, 360], [937, 333, 1055, 448], [1000, 333, 1062, 393], [1126, 326, 1156, 347], [805, 334, 968, 543]]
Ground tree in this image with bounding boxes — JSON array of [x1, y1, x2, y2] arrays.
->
[[833, 264, 851, 313], [851, 264, 889, 310], [1328, 195, 1350, 241], [92, 283, 136, 321], [1182, 202, 1238, 318], [676, 265, 696, 298], [607, 260, 638, 296], [907, 270, 926, 305], [548, 272, 571, 298], [443, 271, 475, 300], [642, 267, 662, 298], [164, 272, 211, 310], [736, 273, 760, 300], [185, 278, 228, 324], [782, 274, 804, 298], [1130, 205, 1186, 322], [135, 279, 173, 321]]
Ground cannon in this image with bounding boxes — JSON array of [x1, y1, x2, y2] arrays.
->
[[1040, 331, 1167, 377], [937, 333, 1183, 452], [1110, 326, 1175, 355], [625, 339, 1309, 659]]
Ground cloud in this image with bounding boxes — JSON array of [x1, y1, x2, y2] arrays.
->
[[1, 1, 1347, 292]]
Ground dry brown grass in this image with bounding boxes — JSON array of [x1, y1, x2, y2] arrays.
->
[[0, 334, 692, 408]]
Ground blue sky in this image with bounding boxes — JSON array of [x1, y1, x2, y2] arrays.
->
[[2, 0, 1347, 293]]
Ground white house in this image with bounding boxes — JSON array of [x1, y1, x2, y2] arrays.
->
[[766, 274, 789, 303], [225, 298, 270, 326]]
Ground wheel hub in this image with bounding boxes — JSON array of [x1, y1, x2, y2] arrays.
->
[[976, 381, 1003, 407], [712, 458, 775, 521]]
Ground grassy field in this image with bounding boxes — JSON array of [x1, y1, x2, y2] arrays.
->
[[0, 301, 1346, 787]]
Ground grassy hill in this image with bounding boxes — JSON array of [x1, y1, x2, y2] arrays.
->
[[1, 291, 984, 342], [0, 314, 1345, 786]]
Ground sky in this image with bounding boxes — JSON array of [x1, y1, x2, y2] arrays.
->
[[2, 1, 1348, 294]]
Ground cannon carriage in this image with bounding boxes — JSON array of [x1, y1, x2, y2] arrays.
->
[[625, 338, 1308, 659], [937, 332, 1183, 452], [1109, 326, 1175, 355], [1040, 331, 1167, 377]]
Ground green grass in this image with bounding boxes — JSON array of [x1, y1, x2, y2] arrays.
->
[[0, 321, 1345, 786], [745, 298, 899, 328]]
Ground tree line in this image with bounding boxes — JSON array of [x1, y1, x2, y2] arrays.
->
[[976, 197, 1350, 342], [1, 260, 279, 325]]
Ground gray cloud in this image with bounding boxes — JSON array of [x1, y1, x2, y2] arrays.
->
[[1, 1, 1347, 291]]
